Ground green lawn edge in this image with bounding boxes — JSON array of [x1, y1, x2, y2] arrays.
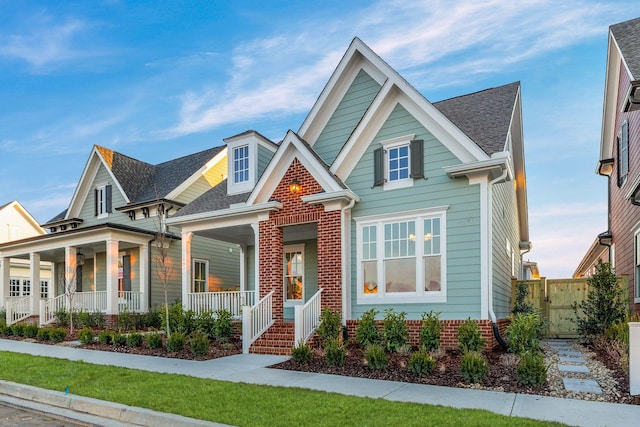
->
[[0, 351, 566, 427]]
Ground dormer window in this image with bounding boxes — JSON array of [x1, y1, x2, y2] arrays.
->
[[233, 145, 250, 184], [95, 184, 112, 218]]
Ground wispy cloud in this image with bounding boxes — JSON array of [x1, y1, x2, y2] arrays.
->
[[160, 0, 626, 138]]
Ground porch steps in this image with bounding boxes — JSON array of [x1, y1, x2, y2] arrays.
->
[[249, 320, 295, 356]]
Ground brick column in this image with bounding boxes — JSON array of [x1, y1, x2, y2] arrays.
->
[[318, 209, 342, 313], [259, 220, 283, 319]]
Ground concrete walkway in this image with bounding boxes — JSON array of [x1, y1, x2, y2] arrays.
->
[[2, 339, 640, 427]]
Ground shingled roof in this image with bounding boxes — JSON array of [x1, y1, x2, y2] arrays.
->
[[433, 81, 519, 156], [611, 16, 640, 79], [172, 180, 251, 218]]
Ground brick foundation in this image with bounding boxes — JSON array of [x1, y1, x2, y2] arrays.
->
[[346, 318, 511, 351]]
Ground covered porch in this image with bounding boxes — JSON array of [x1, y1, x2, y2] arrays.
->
[[0, 224, 155, 325]]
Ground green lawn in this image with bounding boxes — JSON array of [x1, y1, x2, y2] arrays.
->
[[0, 351, 566, 427]]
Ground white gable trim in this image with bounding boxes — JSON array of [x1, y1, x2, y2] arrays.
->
[[247, 131, 345, 205], [331, 82, 487, 181], [299, 39, 388, 144], [166, 147, 227, 200], [0, 201, 46, 236], [66, 147, 130, 219], [600, 32, 624, 162]]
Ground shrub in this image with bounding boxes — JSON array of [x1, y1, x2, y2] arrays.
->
[[23, 324, 39, 338], [506, 312, 545, 355], [408, 351, 436, 377], [97, 330, 112, 345], [111, 332, 127, 346], [167, 332, 186, 352], [189, 330, 210, 357], [54, 309, 69, 327], [126, 332, 144, 347], [355, 309, 380, 348], [364, 344, 388, 370], [383, 308, 408, 353], [291, 341, 312, 364], [195, 311, 216, 336], [512, 282, 535, 316], [420, 311, 443, 351], [516, 351, 548, 387], [49, 328, 67, 343], [572, 262, 628, 343], [460, 351, 488, 383], [78, 327, 94, 344], [146, 331, 163, 349], [36, 328, 50, 341], [10, 323, 25, 337], [213, 309, 234, 342], [161, 303, 196, 335], [0, 308, 6, 326], [0, 324, 8, 336], [324, 337, 346, 367], [317, 308, 342, 346], [457, 319, 485, 353]]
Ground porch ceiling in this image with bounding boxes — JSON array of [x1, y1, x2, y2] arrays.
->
[[194, 224, 255, 245]]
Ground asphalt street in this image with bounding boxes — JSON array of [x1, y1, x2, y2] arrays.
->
[[0, 400, 89, 426]]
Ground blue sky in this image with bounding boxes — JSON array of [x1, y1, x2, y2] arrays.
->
[[1, 0, 639, 278]]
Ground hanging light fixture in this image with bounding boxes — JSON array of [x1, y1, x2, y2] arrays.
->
[[76, 252, 86, 266], [289, 178, 301, 194]]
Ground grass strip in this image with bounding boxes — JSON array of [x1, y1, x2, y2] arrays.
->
[[0, 351, 565, 426]]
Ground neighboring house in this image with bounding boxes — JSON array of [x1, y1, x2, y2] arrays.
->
[[596, 16, 640, 313], [574, 237, 609, 278], [0, 145, 240, 324], [0, 200, 52, 301], [168, 38, 530, 354]]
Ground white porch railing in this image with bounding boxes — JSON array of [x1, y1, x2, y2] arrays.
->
[[242, 290, 275, 354], [294, 289, 323, 345], [40, 294, 65, 326], [118, 291, 144, 313], [73, 291, 108, 313], [188, 291, 255, 317], [5, 296, 31, 325]]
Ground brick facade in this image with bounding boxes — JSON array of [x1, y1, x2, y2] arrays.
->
[[258, 158, 343, 319]]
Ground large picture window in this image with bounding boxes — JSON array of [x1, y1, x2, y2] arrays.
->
[[356, 209, 446, 303]]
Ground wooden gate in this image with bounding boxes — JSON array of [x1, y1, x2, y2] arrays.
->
[[512, 278, 589, 338]]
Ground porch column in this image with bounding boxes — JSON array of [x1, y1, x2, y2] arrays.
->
[[251, 223, 260, 301], [239, 244, 246, 292], [139, 243, 148, 312], [105, 239, 119, 314], [181, 231, 193, 310], [64, 247, 77, 311], [0, 257, 9, 307], [29, 252, 40, 316]]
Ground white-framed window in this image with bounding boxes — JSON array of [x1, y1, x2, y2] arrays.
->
[[233, 145, 250, 184], [95, 184, 112, 218], [284, 244, 304, 304], [9, 279, 20, 297], [40, 280, 49, 299], [382, 136, 413, 191], [356, 208, 446, 304], [192, 259, 209, 293]]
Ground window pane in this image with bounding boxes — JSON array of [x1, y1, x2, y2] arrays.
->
[[363, 260, 378, 294], [424, 256, 442, 291], [385, 258, 416, 292], [285, 250, 303, 301]]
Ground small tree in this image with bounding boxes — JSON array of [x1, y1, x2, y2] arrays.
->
[[57, 265, 78, 332], [572, 262, 628, 342], [153, 200, 175, 337], [512, 282, 534, 316]]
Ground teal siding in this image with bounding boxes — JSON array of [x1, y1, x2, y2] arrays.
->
[[78, 165, 129, 227], [313, 70, 381, 165], [347, 103, 482, 321], [190, 235, 240, 291], [258, 145, 275, 179], [491, 178, 520, 318]]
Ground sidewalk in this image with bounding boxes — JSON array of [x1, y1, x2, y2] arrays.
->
[[2, 339, 640, 427]]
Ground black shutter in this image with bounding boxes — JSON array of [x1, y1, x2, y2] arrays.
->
[[410, 139, 424, 179], [76, 265, 83, 292], [105, 184, 112, 213], [94, 189, 99, 216], [373, 147, 384, 187], [123, 255, 131, 292]]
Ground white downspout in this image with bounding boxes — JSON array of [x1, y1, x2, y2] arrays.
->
[[340, 198, 356, 325], [487, 167, 510, 324]]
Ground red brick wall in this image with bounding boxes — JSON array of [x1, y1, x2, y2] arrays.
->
[[258, 158, 343, 318], [346, 318, 510, 351]]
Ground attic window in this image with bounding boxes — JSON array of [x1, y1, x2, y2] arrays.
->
[[233, 145, 250, 184], [95, 184, 112, 218], [373, 135, 424, 191]]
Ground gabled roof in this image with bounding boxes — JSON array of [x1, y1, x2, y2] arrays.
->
[[611, 17, 640, 79], [433, 82, 520, 156], [0, 200, 47, 237], [59, 144, 226, 223]]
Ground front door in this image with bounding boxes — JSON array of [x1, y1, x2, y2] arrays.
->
[[284, 244, 304, 305]]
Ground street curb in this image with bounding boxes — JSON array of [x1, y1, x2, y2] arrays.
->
[[0, 380, 230, 426]]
